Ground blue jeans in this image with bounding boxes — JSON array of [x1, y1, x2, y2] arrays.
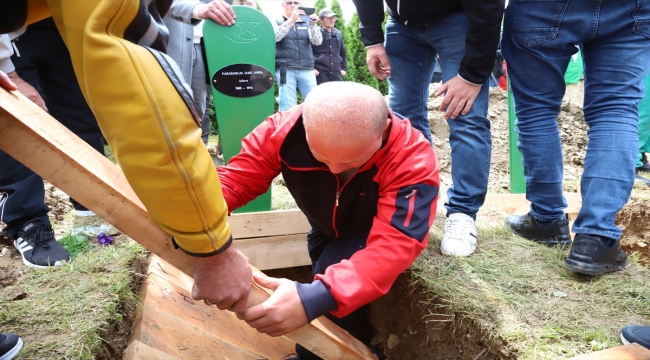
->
[[275, 68, 317, 111], [385, 14, 491, 219], [502, 0, 650, 239]]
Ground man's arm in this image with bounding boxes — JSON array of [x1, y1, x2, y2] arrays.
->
[[339, 31, 348, 73], [352, 0, 390, 79], [272, 10, 300, 42], [0, 34, 47, 110], [352, 0, 386, 47], [308, 18, 322, 46], [434, 0, 505, 119], [167, 0, 236, 26]]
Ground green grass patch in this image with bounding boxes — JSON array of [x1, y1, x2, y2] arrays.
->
[[414, 214, 650, 359], [0, 239, 146, 359]]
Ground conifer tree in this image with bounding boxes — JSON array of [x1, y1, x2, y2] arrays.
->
[[344, 12, 379, 90], [314, 0, 327, 14], [331, 0, 345, 33]]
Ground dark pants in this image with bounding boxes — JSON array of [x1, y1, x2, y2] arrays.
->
[[315, 72, 343, 85], [0, 18, 104, 238], [296, 227, 374, 359]]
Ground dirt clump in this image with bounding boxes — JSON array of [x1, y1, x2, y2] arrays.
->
[[617, 200, 650, 267]]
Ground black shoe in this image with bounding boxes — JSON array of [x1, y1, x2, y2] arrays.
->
[[0, 333, 23, 360], [69, 198, 96, 217], [564, 234, 627, 276], [635, 173, 650, 187], [638, 153, 650, 172], [13, 219, 71, 269], [505, 212, 571, 247], [621, 325, 650, 350]]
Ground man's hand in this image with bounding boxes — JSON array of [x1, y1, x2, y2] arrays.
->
[[314, 69, 319, 76], [6, 71, 47, 111], [434, 75, 481, 120], [192, 244, 252, 312], [236, 273, 308, 337], [198, 0, 236, 26], [366, 45, 391, 80], [308, 13, 318, 26], [288, 8, 301, 24], [340, 70, 346, 77], [0, 70, 17, 91]]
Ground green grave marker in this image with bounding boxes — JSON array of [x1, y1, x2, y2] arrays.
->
[[204, 6, 276, 212]]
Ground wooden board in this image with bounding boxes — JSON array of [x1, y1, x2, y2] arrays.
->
[[0, 85, 374, 359], [123, 341, 180, 360], [235, 233, 311, 270], [229, 209, 311, 239], [134, 258, 297, 359], [482, 193, 582, 217], [570, 343, 650, 360]]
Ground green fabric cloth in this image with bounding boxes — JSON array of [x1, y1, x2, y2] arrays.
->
[[638, 72, 650, 168], [564, 51, 583, 85]]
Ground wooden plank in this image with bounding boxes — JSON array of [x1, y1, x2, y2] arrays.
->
[[570, 343, 650, 360], [482, 193, 582, 216], [123, 340, 180, 360], [146, 256, 377, 360], [132, 270, 297, 359], [235, 233, 311, 270], [0, 87, 374, 359], [229, 209, 311, 239], [136, 305, 263, 359]]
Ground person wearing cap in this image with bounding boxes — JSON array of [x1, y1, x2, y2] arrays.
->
[[273, 0, 322, 111], [311, 8, 347, 85]]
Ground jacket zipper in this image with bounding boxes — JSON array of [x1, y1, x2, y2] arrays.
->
[[403, 189, 417, 227], [332, 175, 353, 238]]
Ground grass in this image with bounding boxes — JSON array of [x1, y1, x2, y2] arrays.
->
[[413, 214, 650, 359], [0, 238, 146, 359]]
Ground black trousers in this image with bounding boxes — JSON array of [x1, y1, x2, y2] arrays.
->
[[296, 227, 374, 359], [0, 18, 104, 237], [315, 72, 343, 85]]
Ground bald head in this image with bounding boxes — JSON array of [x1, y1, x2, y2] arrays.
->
[[302, 82, 388, 148], [302, 82, 390, 174]]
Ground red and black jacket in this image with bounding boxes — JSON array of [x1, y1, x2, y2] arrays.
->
[[218, 106, 440, 318]]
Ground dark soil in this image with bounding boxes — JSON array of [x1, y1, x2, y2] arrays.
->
[[265, 267, 502, 360]]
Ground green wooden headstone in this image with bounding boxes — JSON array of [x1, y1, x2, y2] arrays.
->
[[204, 6, 275, 213]]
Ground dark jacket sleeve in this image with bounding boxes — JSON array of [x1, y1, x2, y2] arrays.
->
[[0, 1, 28, 34], [458, 0, 505, 84], [352, 0, 386, 47], [340, 29, 348, 72]]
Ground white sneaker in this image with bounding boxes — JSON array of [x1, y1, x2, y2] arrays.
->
[[440, 213, 477, 256]]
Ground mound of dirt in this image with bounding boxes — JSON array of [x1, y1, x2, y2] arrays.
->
[[428, 84, 586, 193], [617, 200, 650, 267]]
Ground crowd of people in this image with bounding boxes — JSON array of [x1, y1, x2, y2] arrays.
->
[[1, 0, 649, 358]]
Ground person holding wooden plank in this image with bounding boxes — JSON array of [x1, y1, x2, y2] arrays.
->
[[1, 0, 253, 313], [213, 82, 439, 359]]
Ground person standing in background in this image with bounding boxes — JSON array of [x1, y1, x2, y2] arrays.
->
[[312, 8, 347, 85], [273, 0, 322, 111]]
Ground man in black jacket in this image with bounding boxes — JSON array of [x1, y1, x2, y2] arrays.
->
[[312, 8, 347, 85], [352, 0, 505, 258]]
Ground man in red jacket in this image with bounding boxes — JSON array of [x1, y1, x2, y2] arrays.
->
[[219, 81, 439, 358]]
